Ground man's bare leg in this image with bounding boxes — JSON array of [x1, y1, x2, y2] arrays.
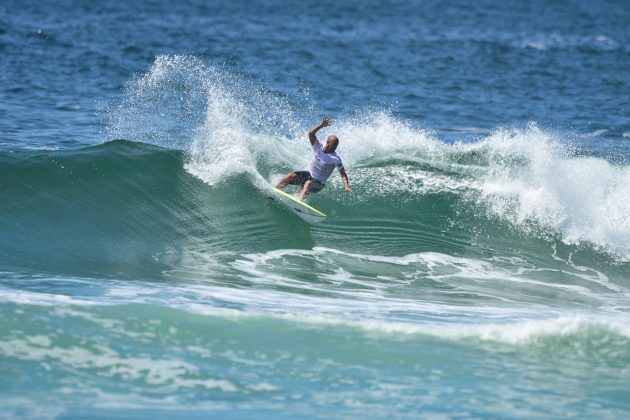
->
[[298, 180, 312, 201], [276, 173, 298, 189]]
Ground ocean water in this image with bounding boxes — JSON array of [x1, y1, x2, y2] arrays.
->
[[1, 0, 630, 417]]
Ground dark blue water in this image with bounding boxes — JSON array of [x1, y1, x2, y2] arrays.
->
[[3, 0, 629, 148], [1, 0, 630, 417]]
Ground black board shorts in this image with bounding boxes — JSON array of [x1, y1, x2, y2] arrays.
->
[[290, 171, 325, 193]]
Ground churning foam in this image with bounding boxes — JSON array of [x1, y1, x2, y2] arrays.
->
[[109, 55, 630, 259], [466, 125, 630, 259], [2, 279, 629, 346]]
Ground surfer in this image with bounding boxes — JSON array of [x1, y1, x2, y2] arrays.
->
[[276, 116, 352, 200]]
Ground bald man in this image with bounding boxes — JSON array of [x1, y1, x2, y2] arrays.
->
[[276, 116, 352, 200]]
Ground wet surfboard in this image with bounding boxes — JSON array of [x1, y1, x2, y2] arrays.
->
[[270, 187, 327, 223]]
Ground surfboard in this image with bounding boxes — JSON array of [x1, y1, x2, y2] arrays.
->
[[270, 187, 327, 223]]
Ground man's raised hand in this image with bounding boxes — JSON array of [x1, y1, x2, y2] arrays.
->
[[320, 116, 331, 127]]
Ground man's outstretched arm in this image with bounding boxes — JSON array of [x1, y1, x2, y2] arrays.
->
[[308, 116, 331, 146], [339, 168, 352, 193]]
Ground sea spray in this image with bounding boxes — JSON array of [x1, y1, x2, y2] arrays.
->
[[107, 55, 307, 187]]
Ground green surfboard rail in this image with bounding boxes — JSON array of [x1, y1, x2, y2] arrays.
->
[[272, 188, 327, 217]]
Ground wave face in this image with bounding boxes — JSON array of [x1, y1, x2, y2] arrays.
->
[[2, 48, 630, 419], [3, 135, 630, 275]]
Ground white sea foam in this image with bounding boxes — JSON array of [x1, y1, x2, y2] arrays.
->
[[22, 145, 60, 151], [2, 241, 629, 345], [520, 34, 619, 51], [467, 125, 630, 259], [294, 313, 630, 344], [587, 129, 609, 137], [29, 290, 630, 346], [0, 333, 239, 391]]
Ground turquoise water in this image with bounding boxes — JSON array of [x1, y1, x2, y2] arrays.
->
[[2, 0, 630, 417]]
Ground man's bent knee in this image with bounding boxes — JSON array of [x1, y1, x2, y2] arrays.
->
[[299, 180, 312, 199], [276, 172, 297, 189]]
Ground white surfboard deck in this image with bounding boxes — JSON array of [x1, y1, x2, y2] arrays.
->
[[270, 187, 327, 223]]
